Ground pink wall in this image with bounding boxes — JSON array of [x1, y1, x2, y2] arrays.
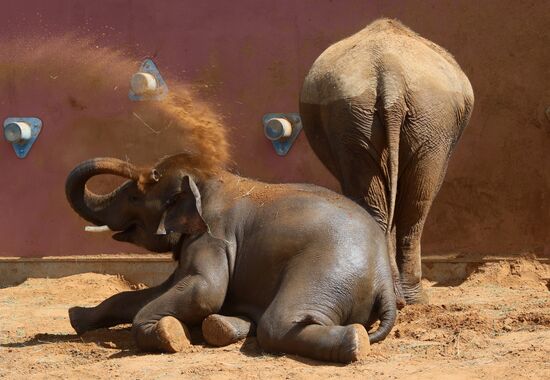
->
[[0, 1, 548, 257]]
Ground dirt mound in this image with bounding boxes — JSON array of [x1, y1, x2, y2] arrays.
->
[[398, 305, 494, 333], [460, 258, 549, 290], [385, 260, 550, 363], [393, 304, 499, 352]]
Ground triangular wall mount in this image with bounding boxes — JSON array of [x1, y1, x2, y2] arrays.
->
[[262, 113, 303, 156], [3, 117, 42, 159], [128, 59, 169, 101]]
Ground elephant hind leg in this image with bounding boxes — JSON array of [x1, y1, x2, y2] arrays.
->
[[255, 270, 371, 363], [395, 144, 453, 304], [257, 314, 370, 363]]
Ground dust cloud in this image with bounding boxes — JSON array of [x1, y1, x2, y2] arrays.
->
[[0, 35, 229, 173]]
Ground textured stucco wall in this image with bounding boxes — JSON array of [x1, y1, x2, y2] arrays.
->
[[0, 0, 547, 257]]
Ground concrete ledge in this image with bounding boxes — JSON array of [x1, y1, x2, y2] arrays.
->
[[0, 254, 175, 288], [0, 254, 548, 288]]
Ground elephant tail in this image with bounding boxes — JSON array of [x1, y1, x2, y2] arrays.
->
[[368, 280, 397, 343], [384, 113, 400, 235]]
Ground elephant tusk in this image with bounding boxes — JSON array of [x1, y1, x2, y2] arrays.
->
[[156, 211, 167, 235], [84, 225, 111, 232]]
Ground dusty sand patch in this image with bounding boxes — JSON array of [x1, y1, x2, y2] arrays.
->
[[1, 260, 549, 379]]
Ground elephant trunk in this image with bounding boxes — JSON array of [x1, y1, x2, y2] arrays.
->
[[65, 157, 140, 226]]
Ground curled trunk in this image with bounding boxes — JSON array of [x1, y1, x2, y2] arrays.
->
[[65, 158, 139, 225]]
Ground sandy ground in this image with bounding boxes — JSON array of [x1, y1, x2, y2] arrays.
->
[[1, 259, 549, 379]]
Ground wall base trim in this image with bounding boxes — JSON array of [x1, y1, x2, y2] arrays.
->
[[1, 254, 547, 288]]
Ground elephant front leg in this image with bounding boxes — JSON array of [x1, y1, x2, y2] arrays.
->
[[132, 239, 229, 353], [132, 274, 225, 352], [69, 272, 175, 334]]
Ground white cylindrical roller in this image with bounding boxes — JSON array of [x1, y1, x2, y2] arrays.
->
[[264, 117, 292, 141], [4, 122, 32, 143], [130, 72, 158, 95]]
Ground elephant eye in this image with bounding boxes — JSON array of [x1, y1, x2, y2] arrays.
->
[[165, 191, 183, 206], [129, 194, 140, 203], [150, 169, 161, 182]]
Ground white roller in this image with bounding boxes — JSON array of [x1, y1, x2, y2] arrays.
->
[[4, 122, 32, 143], [264, 117, 292, 141], [130, 72, 158, 94]]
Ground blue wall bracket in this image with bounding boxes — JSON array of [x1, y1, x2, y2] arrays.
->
[[262, 113, 303, 156], [3, 117, 42, 159], [128, 59, 169, 101]]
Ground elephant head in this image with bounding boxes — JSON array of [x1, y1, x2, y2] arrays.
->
[[65, 155, 208, 253]]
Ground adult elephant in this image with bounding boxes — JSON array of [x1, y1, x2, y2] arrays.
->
[[65, 154, 396, 363], [300, 18, 474, 304]]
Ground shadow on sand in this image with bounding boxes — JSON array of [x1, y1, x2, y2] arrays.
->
[[2, 326, 344, 366], [0, 327, 141, 358]]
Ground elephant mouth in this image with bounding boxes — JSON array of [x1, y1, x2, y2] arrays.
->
[[111, 222, 141, 241]]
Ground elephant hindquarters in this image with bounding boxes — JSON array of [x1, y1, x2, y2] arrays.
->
[[300, 95, 404, 307], [254, 244, 394, 363]]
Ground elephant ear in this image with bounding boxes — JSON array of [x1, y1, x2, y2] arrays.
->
[[156, 175, 207, 235]]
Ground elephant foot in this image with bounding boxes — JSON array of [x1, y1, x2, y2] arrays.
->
[[154, 316, 192, 353], [69, 306, 95, 335], [402, 282, 429, 305], [409, 289, 429, 305], [202, 314, 253, 346], [342, 324, 371, 363]]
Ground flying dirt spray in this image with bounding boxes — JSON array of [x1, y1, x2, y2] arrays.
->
[[0, 35, 229, 173]]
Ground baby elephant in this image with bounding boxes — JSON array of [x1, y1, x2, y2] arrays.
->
[[66, 154, 396, 363]]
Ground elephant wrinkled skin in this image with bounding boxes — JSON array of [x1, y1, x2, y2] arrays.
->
[[65, 154, 396, 363], [300, 18, 474, 304]]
